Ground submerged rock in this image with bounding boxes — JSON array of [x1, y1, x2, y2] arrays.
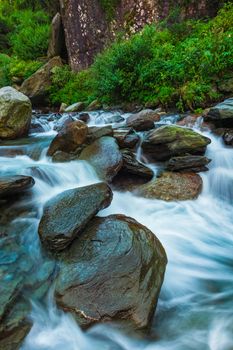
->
[[167, 155, 211, 172], [79, 136, 123, 181], [0, 87, 32, 140], [142, 125, 211, 161], [136, 172, 202, 201], [55, 214, 167, 329], [126, 109, 160, 131], [0, 176, 35, 199], [204, 98, 233, 127], [38, 182, 113, 251], [47, 120, 88, 156]]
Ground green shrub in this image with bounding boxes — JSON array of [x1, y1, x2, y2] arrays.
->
[[0, 54, 11, 87], [47, 3, 233, 110], [90, 3, 233, 110], [0, 54, 43, 88], [8, 10, 50, 60], [99, 0, 120, 20], [49, 66, 95, 106]]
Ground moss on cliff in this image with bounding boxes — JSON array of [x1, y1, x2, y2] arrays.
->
[[99, 0, 120, 20]]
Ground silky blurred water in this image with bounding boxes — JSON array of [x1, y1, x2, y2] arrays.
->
[[0, 111, 232, 350]]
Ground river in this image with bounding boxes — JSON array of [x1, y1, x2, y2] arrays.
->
[[1, 111, 232, 350]]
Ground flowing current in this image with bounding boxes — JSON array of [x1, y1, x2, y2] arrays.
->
[[1, 111, 232, 350]]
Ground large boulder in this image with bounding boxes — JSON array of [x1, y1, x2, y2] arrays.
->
[[79, 136, 123, 182], [142, 125, 211, 161], [204, 98, 233, 127], [0, 176, 35, 199], [55, 214, 167, 329], [47, 120, 88, 156], [167, 155, 211, 172], [126, 109, 160, 131], [38, 182, 113, 251], [20, 56, 63, 106], [136, 172, 202, 201], [0, 87, 32, 140]]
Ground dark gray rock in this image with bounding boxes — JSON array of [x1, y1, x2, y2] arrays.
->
[[0, 176, 35, 199], [167, 155, 211, 172], [55, 215, 167, 329], [38, 182, 113, 251], [126, 109, 160, 131], [120, 149, 154, 179], [113, 128, 139, 149], [204, 98, 233, 127], [223, 129, 233, 146], [79, 136, 123, 182]]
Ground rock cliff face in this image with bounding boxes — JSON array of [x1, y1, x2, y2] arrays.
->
[[59, 0, 225, 71]]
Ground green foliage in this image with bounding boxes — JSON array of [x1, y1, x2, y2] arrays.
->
[[0, 54, 43, 88], [99, 0, 120, 20], [49, 3, 233, 110], [49, 66, 95, 106], [7, 10, 50, 60]]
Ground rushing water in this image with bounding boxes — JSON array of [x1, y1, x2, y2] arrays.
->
[[0, 111, 232, 350]]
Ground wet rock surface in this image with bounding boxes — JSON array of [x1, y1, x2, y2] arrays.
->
[[120, 149, 154, 179], [0, 87, 32, 140], [0, 176, 35, 199], [79, 136, 123, 181], [126, 109, 160, 131], [55, 214, 167, 329], [222, 129, 233, 146], [38, 182, 113, 251], [113, 128, 139, 149], [136, 172, 203, 201], [86, 125, 113, 143], [142, 125, 211, 161], [204, 98, 233, 127], [47, 120, 88, 156], [167, 155, 211, 172]]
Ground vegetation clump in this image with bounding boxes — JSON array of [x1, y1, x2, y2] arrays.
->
[[0, 0, 50, 87], [50, 4, 233, 110]]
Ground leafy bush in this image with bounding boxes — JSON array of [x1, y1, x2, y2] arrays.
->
[[90, 3, 233, 110], [0, 54, 11, 87], [49, 3, 233, 110], [0, 54, 43, 88], [99, 0, 120, 20], [7, 10, 50, 60], [49, 66, 95, 106]]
